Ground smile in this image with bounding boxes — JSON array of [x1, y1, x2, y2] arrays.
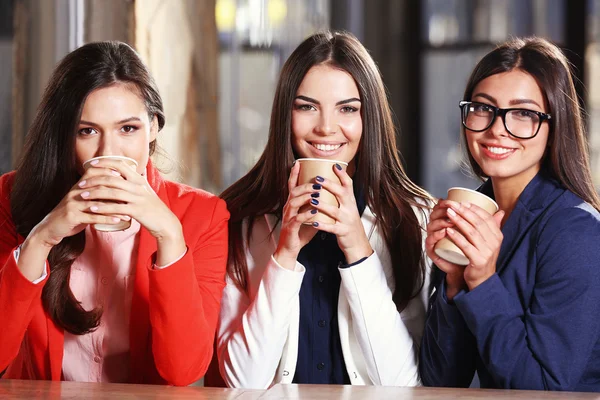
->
[[480, 144, 517, 159], [310, 142, 344, 152]]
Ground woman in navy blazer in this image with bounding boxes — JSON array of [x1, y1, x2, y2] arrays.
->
[[420, 37, 600, 392]]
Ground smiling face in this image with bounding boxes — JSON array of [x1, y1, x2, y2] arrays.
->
[[465, 69, 550, 187], [75, 83, 158, 175], [291, 64, 362, 172]]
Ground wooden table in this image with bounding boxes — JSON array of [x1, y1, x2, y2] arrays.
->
[[1, 380, 599, 399], [262, 384, 600, 399], [0, 379, 264, 399]]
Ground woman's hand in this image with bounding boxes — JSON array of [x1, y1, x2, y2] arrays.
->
[[78, 159, 186, 265], [309, 164, 373, 264], [18, 166, 128, 281], [444, 201, 504, 290], [425, 200, 466, 299], [426, 199, 504, 298], [273, 162, 321, 270]]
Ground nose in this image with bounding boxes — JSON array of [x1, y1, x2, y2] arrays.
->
[[96, 134, 116, 157], [315, 112, 337, 135], [489, 114, 509, 138]]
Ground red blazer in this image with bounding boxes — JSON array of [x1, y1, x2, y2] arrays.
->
[[0, 163, 229, 386]]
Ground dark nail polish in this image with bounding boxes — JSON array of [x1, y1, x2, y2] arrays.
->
[[311, 192, 320, 198], [316, 176, 325, 182], [312, 222, 319, 227], [311, 198, 319, 205], [311, 209, 318, 214], [312, 184, 322, 190], [335, 163, 342, 170]]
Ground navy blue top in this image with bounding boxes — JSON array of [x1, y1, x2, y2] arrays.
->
[[419, 170, 600, 392], [293, 184, 366, 384]]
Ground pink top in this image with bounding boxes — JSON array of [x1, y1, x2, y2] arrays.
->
[[62, 220, 141, 382], [16, 221, 186, 382]]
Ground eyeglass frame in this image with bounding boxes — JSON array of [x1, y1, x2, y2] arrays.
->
[[459, 100, 552, 140]]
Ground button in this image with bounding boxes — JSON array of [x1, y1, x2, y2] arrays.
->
[[320, 232, 327, 240], [318, 275, 324, 283], [101, 277, 109, 285], [317, 362, 325, 370], [93, 356, 101, 363], [318, 320, 326, 327]]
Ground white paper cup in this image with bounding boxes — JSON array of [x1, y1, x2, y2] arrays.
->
[[82, 155, 138, 232], [296, 158, 349, 225], [434, 187, 499, 265]]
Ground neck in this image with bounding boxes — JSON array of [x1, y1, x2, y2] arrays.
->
[[490, 167, 540, 226]]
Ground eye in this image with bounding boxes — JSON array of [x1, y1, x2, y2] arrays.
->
[[470, 103, 494, 115], [78, 127, 97, 136], [294, 103, 316, 111], [340, 106, 359, 113], [121, 125, 138, 133]]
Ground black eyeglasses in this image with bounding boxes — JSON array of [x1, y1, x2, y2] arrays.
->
[[459, 101, 552, 139]]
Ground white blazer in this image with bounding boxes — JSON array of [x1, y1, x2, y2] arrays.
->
[[216, 204, 432, 389]]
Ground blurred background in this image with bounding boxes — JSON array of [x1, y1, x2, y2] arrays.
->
[[0, 0, 599, 198]]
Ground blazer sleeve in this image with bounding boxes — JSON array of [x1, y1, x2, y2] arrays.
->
[[147, 196, 229, 386], [418, 272, 478, 387], [0, 177, 49, 374], [217, 246, 305, 389], [338, 204, 434, 386], [454, 206, 600, 390]]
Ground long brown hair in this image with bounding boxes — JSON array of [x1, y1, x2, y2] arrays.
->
[[462, 37, 600, 211], [221, 31, 432, 311], [10, 41, 165, 334]]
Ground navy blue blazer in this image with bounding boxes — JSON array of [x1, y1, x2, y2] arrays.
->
[[419, 170, 600, 392]]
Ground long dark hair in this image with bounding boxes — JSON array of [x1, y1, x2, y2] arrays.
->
[[462, 37, 600, 211], [10, 41, 165, 334], [221, 31, 432, 311]]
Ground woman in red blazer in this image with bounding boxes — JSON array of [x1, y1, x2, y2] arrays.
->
[[0, 41, 229, 386]]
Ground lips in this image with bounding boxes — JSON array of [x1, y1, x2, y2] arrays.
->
[[480, 143, 517, 159], [311, 142, 343, 151]]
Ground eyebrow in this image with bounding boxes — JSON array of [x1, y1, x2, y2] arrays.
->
[[295, 95, 361, 106], [473, 93, 542, 108], [79, 117, 142, 126]]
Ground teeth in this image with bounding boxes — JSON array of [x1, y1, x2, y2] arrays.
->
[[487, 146, 513, 155], [313, 143, 342, 151]]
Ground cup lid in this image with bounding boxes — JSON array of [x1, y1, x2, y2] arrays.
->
[[83, 155, 138, 168], [296, 158, 349, 166], [447, 187, 498, 211]]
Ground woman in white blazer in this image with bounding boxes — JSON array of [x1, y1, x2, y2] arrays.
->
[[218, 30, 434, 389]]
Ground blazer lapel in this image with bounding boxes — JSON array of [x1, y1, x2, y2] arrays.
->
[[128, 162, 167, 383], [485, 171, 564, 274]]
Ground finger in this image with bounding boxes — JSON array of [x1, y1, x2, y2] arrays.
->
[[89, 159, 141, 182], [80, 166, 124, 183], [80, 187, 135, 203], [446, 227, 480, 263], [78, 174, 137, 192], [283, 193, 314, 220], [87, 203, 130, 216], [447, 204, 491, 249], [289, 181, 322, 198], [77, 212, 125, 226], [426, 217, 454, 234], [310, 220, 342, 235], [332, 163, 352, 188], [288, 161, 301, 193], [311, 200, 340, 223], [493, 210, 506, 228], [318, 177, 353, 206], [425, 228, 447, 253], [462, 202, 501, 236], [295, 208, 320, 225]]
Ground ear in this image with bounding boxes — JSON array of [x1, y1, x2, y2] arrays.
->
[[150, 115, 159, 142]]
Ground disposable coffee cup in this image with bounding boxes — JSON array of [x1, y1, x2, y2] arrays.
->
[[296, 158, 348, 225], [82, 155, 138, 232], [434, 187, 499, 265]]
